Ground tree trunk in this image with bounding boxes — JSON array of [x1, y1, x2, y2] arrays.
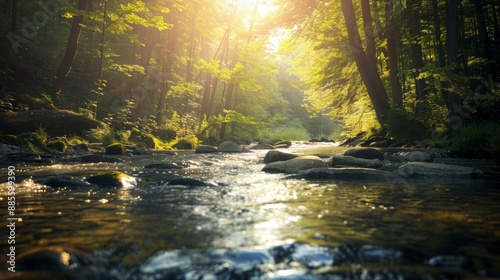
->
[[157, 10, 180, 125], [445, 0, 463, 127], [407, 0, 427, 102], [474, 0, 495, 78], [340, 0, 390, 125], [218, 83, 234, 139], [385, 0, 403, 107], [53, 0, 88, 90], [361, 0, 376, 68]]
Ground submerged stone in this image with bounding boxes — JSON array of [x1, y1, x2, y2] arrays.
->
[[288, 167, 402, 182], [168, 178, 215, 187], [17, 246, 88, 271], [87, 171, 137, 188], [397, 162, 483, 178], [264, 150, 298, 164], [218, 141, 243, 152], [327, 154, 382, 168], [262, 156, 327, 174], [39, 176, 91, 188], [195, 144, 218, 153], [344, 147, 384, 161]]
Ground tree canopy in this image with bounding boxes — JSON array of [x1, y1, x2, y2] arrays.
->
[[1, 0, 499, 146]]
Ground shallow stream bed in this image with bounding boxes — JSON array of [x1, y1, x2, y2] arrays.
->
[[1, 143, 499, 279]]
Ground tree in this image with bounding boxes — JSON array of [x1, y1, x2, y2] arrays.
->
[[340, 0, 390, 125], [53, 0, 88, 89]]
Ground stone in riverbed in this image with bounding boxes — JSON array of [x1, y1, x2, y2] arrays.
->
[[327, 154, 382, 168], [344, 147, 384, 161], [39, 176, 91, 188], [397, 162, 483, 178], [287, 167, 402, 182], [264, 150, 298, 164], [262, 156, 327, 174], [195, 145, 218, 153], [69, 154, 122, 163], [168, 178, 216, 187], [249, 143, 276, 150], [17, 246, 88, 271], [105, 143, 126, 155], [218, 141, 243, 152], [87, 171, 137, 188], [400, 151, 433, 162]]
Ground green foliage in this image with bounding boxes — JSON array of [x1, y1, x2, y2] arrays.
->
[[266, 118, 310, 140], [90, 127, 117, 147], [440, 122, 500, 158], [385, 108, 431, 140]]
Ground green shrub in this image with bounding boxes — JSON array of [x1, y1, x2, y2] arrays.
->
[[173, 138, 194, 150], [441, 122, 500, 158], [386, 108, 431, 140], [266, 119, 311, 140]]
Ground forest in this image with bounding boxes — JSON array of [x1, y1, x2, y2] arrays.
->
[[1, 0, 499, 158]]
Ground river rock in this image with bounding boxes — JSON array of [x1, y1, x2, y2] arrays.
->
[[168, 178, 216, 187], [17, 246, 88, 271], [87, 171, 137, 188], [39, 176, 92, 188], [344, 147, 384, 161], [264, 150, 298, 164], [249, 143, 276, 150], [195, 145, 218, 153], [68, 154, 122, 163], [397, 162, 483, 178], [218, 141, 243, 152], [275, 140, 292, 147], [327, 154, 383, 168], [262, 156, 327, 174], [288, 167, 403, 182], [106, 143, 126, 155], [401, 151, 433, 162]]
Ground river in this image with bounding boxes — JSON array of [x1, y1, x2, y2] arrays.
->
[[1, 143, 499, 279]]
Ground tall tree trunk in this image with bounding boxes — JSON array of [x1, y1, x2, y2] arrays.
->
[[474, 0, 495, 78], [53, 0, 88, 90], [385, 0, 403, 107], [157, 11, 180, 126], [407, 0, 427, 103], [445, 0, 463, 127], [340, 0, 390, 125], [361, 0, 376, 68], [218, 83, 235, 139], [432, 0, 446, 68]]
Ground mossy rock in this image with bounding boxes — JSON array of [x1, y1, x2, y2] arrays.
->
[[143, 135, 157, 149], [105, 143, 126, 155], [173, 139, 193, 150], [18, 132, 46, 147], [87, 171, 136, 188], [47, 140, 67, 152]]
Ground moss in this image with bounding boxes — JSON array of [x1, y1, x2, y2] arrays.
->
[[105, 143, 126, 155], [87, 171, 135, 188], [47, 140, 67, 152], [173, 139, 193, 150], [18, 132, 46, 148]]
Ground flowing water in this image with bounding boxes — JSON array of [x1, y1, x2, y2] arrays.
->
[[1, 143, 500, 279]]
